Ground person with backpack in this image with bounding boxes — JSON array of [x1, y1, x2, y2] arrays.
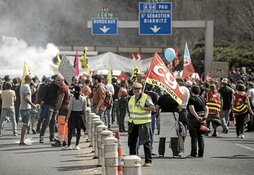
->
[[103, 77, 114, 129], [118, 80, 129, 132], [156, 91, 183, 158], [90, 75, 107, 121], [232, 83, 254, 139]]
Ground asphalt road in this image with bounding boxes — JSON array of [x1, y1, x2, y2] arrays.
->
[[0, 113, 254, 175]]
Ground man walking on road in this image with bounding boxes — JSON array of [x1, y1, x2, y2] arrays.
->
[[19, 75, 37, 145]]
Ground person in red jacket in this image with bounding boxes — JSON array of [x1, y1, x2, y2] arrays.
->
[[232, 84, 254, 139]]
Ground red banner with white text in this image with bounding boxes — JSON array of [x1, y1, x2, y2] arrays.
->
[[146, 53, 185, 105]]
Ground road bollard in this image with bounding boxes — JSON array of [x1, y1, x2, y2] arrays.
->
[[85, 107, 91, 135], [93, 120, 104, 158], [90, 116, 100, 147], [101, 130, 113, 175], [104, 137, 118, 175], [97, 124, 107, 167], [122, 155, 141, 175]]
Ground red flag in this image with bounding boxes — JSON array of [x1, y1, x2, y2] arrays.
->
[[182, 43, 195, 80], [130, 53, 136, 60], [173, 48, 179, 66], [146, 52, 185, 105], [74, 51, 79, 76], [117, 72, 128, 81], [136, 50, 142, 60]]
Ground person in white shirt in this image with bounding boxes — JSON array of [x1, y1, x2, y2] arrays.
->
[[103, 77, 114, 129]]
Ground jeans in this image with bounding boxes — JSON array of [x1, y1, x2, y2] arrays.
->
[[220, 109, 230, 131], [111, 99, 119, 123], [189, 125, 204, 157], [179, 109, 188, 129], [150, 114, 156, 149], [96, 110, 106, 122], [104, 106, 112, 129], [0, 108, 17, 134], [40, 106, 57, 139]]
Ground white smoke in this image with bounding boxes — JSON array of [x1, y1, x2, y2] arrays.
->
[[0, 39, 59, 80]]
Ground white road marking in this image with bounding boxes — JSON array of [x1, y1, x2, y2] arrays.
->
[[235, 143, 254, 151]]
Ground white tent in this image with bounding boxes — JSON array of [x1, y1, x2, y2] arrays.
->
[[88, 52, 152, 72]]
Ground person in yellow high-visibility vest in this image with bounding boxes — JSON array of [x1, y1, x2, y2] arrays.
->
[[128, 83, 155, 167]]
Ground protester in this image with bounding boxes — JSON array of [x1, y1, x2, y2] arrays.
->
[[218, 78, 234, 133], [176, 78, 190, 129], [0, 82, 17, 136], [64, 86, 86, 150], [111, 77, 120, 124], [145, 84, 159, 155], [156, 92, 181, 158], [187, 85, 208, 158], [90, 75, 106, 121], [103, 77, 114, 129], [19, 75, 37, 145], [128, 83, 154, 167], [118, 80, 129, 132], [12, 78, 21, 124], [206, 84, 222, 137], [232, 83, 254, 139], [81, 79, 91, 107], [52, 74, 71, 147], [39, 76, 59, 143]]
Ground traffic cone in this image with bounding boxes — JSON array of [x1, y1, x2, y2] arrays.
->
[[115, 130, 123, 175]]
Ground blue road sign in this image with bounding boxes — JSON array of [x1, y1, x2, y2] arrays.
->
[[139, 12, 172, 35], [139, 2, 172, 11], [92, 18, 118, 35]]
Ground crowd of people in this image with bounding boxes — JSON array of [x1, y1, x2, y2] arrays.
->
[[0, 69, 253, 167]]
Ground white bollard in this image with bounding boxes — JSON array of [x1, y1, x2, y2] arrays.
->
[[93, 120, 104, 158], [101, 130, 113, 175], [97, 125, 107, 167], [90, 117, 100, 147], [123, 155, 142, 175], [104, 137, 118, 175]]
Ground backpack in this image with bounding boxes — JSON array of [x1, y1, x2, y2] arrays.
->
[[103, 90, 112, 107], [98, 85, 112, 107]]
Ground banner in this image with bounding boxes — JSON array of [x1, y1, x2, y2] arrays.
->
[[107, 67, 112, 84], [146, 53, 185, 105], [58, 55, 76, 85], [173, 48, 179, 66], [130, 65, 140, 83], [182, 42, 195, 79], [21, 62, 35, 85]]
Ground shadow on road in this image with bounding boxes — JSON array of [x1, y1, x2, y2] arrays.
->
[[211, 154, 254, 159], [54, 165, 97, 171]]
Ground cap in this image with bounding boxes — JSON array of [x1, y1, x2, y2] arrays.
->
[[133, 83, 143, 89], [221, 78, 228, 84], [186, 80, 193, 87], [45, 77, 53, 82]]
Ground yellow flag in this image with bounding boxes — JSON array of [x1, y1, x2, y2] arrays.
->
[[21, 62, 35, 85], [107, 67, 112, 84], [80, 47, 89, 73], [130, 65, 140, 83], [55, 54, 61, 68]]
